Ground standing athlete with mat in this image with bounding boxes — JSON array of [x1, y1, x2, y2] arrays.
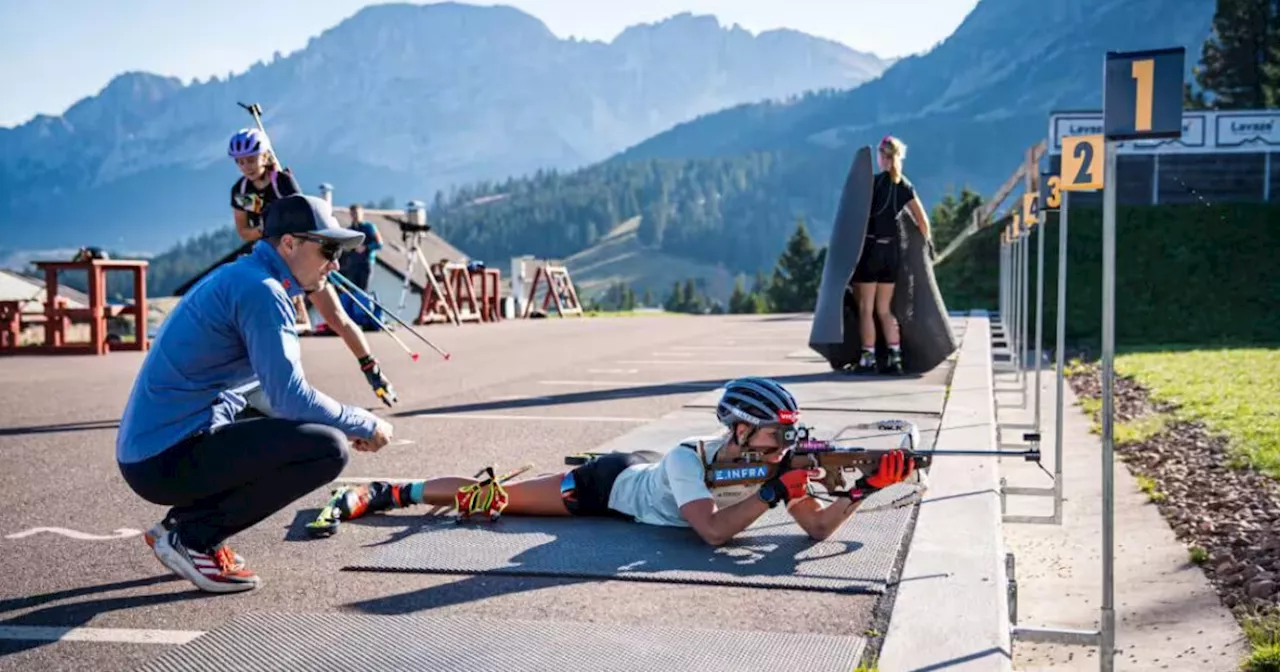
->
[[117, 193, 395, 593], [849, 135, 933, 375], [332, 377, 914, 546]]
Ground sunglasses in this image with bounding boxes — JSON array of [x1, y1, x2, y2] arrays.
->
[[291, 234, 343, 261]]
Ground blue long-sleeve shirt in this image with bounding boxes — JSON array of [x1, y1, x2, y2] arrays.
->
[[116, 241, 379, 465]]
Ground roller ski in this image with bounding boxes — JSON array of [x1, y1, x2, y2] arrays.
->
[[304, 487, 349, 538], [455, 464, 532, 524], [304, 482, 412, 538]]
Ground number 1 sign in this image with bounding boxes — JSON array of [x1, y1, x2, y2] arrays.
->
[[1104, 47, 1185, 141]]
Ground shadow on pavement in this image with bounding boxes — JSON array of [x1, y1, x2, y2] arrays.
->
[[0, 576, 213, 657], [337, 507, 877, 619], [0, 419, 121, 438]]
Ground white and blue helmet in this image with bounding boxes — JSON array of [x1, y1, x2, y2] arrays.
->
[[227, 128, 272, 158], [715, 377, 800, 428]]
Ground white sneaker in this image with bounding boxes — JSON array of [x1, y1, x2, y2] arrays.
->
[[145, 519, 243, 566], [151, 528, 260, 594]]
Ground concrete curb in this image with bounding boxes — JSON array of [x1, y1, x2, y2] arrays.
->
[[878, 310, 1013, 671]]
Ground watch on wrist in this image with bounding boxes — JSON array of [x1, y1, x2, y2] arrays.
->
[[757, 482, 782, 508]]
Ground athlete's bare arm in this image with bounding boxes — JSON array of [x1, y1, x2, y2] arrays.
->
[[234, 210, 262, 242], [679, 496, 770, 546], [310, 284, 372, 360], [786, 495, 862, 541]]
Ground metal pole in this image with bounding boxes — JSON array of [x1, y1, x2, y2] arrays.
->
[[1020, 227, 1029, 378], [1001, 238, 1009, 339], [1053, 191, 1069, 525], [1034, 209, 1046, 431], [1013, 231, 1024, 373], [1100, 140, 1118, 672]]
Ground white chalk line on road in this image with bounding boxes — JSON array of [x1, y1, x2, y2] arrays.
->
[[616, 359, 822, 366], [4, 527, 141, 541], [408, 412, 653, 423], [538, 380, 720, 389], [0, 625, 204, 645], [587, 368, 638, 374], [484, 394, 554, 402]]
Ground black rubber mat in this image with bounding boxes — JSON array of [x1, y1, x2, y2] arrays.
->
[[344, 485, 917, 594], [132, 611, 868, 672]]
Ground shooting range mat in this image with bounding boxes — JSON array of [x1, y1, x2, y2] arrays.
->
[[343, 483, 917, 595], [809, 146, 959, 374], [131, 612, 868, 672]]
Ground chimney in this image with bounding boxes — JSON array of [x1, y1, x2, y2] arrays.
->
[[319, 183, 333, 205]]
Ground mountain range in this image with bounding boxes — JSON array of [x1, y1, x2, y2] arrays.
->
[[0, 2, 888, 255], [412, 0, 1218, 298]]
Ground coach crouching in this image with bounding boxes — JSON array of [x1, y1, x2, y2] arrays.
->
[[115, 193, 394, 594]]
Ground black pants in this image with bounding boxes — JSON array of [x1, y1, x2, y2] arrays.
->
[[852, 236, 900, 284], [561, 451, 660, 518], [119, 417, 349, 552]]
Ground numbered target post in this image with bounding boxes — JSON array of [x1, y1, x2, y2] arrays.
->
[[1102, 46, 1184, 672], [1013, 46, 1185, 671], [1104, 47, 1186, 141], [1060, 135, 1106, 191]]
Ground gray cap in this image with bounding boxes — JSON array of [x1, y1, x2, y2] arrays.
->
[[263, 194, 365, 250]]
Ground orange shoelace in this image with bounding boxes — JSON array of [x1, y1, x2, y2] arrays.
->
[[214, 546, 243, 574]]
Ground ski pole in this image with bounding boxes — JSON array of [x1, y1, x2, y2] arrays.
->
[[328, 271, 452, 361], [329, 277, 419, 362]]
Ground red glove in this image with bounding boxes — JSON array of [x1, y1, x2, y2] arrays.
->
[[863, 450, 915, 490]]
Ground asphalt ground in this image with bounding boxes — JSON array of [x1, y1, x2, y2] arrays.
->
[[0, 313, 931, 671]]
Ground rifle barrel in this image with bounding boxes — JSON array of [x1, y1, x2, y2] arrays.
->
[[925, 449, 1035, 456]]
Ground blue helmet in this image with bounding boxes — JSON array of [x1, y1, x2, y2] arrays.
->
[[715, 377, 799, 428], [228, 128, 271, 158]]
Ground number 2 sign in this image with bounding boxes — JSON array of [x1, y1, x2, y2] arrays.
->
[[1060, 135, 1104, 191]]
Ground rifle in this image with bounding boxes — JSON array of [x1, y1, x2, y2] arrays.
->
[[704, 419, 1044, 506]]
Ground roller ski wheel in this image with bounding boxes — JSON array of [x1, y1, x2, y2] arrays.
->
[[304, 488, 348, 539]]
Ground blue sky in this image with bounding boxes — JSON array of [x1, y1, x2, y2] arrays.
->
[[0, 0, 979, 128]]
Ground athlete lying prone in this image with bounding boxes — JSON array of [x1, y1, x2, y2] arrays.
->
[[330, 377, 916, 545]]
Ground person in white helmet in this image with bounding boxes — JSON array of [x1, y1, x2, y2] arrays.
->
[[329, 377, 915, 546], [226, 128, 398, 408]]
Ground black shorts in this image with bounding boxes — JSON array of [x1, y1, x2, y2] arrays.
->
[[852, 236, 899, 285], [560, 451, 661, 518]]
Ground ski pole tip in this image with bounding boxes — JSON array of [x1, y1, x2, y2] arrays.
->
[[411, 352, 420, 362]]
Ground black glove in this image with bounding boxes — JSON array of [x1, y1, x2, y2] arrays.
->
[[757, 460, 812, 508], [359, 355, 398, 407]]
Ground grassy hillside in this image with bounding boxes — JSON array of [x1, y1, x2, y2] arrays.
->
[[563, 217, 736, 303]]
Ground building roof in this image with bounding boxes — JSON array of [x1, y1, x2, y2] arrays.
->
[[333, 207, 471, 294], [172, 203, 474, 297], [0, 268, 90, 311]]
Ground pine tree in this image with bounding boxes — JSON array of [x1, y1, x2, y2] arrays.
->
[[682, 278, 701, 313], [728, 277, 750, 313], [766, 217, 822, 313], [1188, 0, 1280, 109], [665, 280, 686, 312], [642, 288, 654, 307]]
